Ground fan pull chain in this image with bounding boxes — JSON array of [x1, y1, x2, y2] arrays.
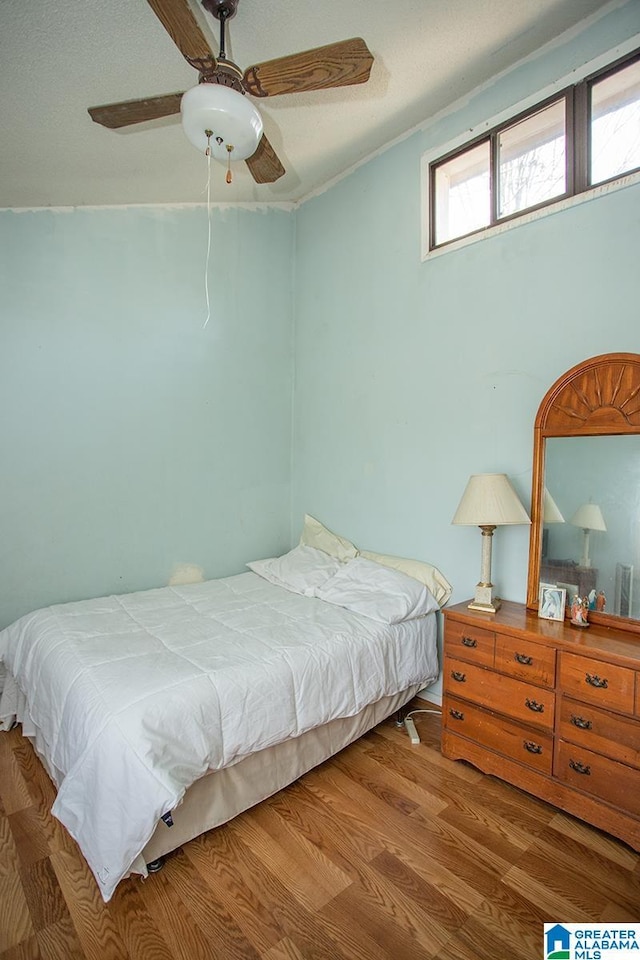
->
[[203, 137, 213, 329], [226, 144, 233, 184]]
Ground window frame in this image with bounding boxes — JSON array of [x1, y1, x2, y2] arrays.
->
[[425, 43, 640, 254], [586, 46, 640, 190], [429, 134, 492, 249]]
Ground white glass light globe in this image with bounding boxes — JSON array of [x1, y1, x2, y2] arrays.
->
[[180, 84, 263, 161]]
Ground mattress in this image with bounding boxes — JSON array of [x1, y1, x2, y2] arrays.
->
[[0, 571, 438, 900]]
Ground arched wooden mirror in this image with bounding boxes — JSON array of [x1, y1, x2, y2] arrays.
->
[[527, 352, 640, 635]]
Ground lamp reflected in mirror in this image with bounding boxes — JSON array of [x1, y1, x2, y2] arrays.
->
[[570, 502, 606, 569], [542, 487, 565, 559], [544, 488, 565, 524]]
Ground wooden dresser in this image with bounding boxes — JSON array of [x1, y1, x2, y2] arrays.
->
[[442, 599, 640, 850]]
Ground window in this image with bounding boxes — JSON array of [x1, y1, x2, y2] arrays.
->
[[428, 47, 640, 250], [590, 55, 640, 185], [433, 142, 490, 246], [497, 99, 566, 218]]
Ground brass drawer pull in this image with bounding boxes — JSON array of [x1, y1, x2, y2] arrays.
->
[[514, 652, 533, 665], [570, 714, 592, 731], [585, 672, 608, 689], [461, 636, 477, 648], [569, 759, 591, 776], [449, 708, 465, 721], [451, 670, 466, 683], [525, 698, 545, 713], [523, 740, 543, 755]]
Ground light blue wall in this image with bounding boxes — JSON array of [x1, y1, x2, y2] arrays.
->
[[292, 1, 640, 698], [0, 205, 294, 628]]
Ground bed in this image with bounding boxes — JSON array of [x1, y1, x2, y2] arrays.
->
[[0, 518, 450, 902]]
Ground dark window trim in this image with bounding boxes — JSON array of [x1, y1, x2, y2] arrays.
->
[[428, 45, 640, 251], [585, 46, 640, 192], [494, 88, 573, 224], [429, 135, 491, 248]]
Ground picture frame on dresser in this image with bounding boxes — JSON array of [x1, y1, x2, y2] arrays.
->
[[442, 353, 640, 854], [538, 584, 565, 621]]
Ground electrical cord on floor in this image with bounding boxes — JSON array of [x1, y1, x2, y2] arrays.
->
[[401, 707, 440, 744]]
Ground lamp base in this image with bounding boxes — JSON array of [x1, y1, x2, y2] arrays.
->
[[468, 582, 501, 614], [468, 598, 502, 613]]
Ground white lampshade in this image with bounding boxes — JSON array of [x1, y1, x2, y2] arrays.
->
[[569, 502, 606, 569], [452, 473, 531, 527], [452, 473, 530, 614], [543, 487, 565, 524], [180, 84, 263, 161], [570, 502, 607, 532]]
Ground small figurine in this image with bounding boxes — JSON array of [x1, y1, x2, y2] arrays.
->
[[571, 594, 590, 628], [588, 588, 597, 610], [582, 595, 590, 623], [570, 594, 581, 622], [596, 590, 606, 612]]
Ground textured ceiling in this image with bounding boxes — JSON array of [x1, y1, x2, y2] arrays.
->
[[0, 0, 614, 208]]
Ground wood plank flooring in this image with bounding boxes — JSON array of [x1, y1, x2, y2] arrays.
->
[[1, 702, 639, 960]]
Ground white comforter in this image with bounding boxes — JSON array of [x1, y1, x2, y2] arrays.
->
[[0, 572, 438, 901]]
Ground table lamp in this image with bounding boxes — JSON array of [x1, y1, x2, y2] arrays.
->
[[452, 473, 531, 613], [570, 502, 606, 568]]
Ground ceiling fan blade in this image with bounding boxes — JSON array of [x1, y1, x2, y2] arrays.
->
[[88, 93, 184, 129], [243, 37, 373, 98], [145, 0, 217, 69], [245, 134, 286, 184]]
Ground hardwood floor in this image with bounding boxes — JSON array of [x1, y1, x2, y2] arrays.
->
[[1, 702, 638, 960]]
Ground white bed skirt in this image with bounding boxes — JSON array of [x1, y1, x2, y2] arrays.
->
[[3, 672, 420, 881]]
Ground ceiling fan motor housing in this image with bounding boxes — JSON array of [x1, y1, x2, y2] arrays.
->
[[200, 59, 244, 91]]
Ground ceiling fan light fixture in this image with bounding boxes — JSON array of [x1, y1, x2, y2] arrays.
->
[[180, 83, 263, 161]]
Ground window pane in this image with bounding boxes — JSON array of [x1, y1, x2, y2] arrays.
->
[[591, 58, 640, 185], [433, 141, 490, 245], [498, 100, 566, 218]]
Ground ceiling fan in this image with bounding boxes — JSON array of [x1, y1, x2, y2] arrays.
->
[[88, 0, 374, 184]]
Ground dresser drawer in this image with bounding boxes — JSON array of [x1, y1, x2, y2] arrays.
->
[[445, 695, 553, 774], [559, 652, 635, 714], [494, 634, 556, 688], [445, 621, 495, 667], [445, 657, 555, 730], [558, 697, 640, 770], [555, 740, 640, 816]]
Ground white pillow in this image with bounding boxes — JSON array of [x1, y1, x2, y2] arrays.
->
[[247, 544, 341, 597], [315, 556, 439, 623], [299, 514, 358, 563], [360, 550, 452, 607]]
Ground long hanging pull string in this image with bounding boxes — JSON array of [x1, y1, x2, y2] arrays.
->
[[203, 133, 213, 329]]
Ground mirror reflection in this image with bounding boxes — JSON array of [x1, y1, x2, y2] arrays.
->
[[540, 436, 640, 620]]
